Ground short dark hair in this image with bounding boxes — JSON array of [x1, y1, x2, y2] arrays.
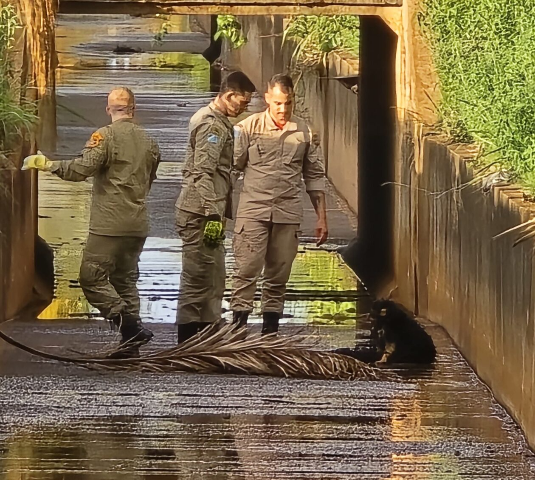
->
[[220, 71, 256, 95], [268, 74, 294, 93]]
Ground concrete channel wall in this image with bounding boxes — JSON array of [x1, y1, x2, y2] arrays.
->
[[0, 26, 37, 322], [223, 13, 535, 449], [0, 1, 55, 323], [0, 159, 37, 322], [395, 126, 535, 450]]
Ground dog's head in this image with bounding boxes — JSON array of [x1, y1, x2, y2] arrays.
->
[[370, 299, 397, 323], [368, 299, 401, 350]]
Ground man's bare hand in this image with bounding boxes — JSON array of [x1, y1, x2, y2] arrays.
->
[[316, 218, 328, 246]]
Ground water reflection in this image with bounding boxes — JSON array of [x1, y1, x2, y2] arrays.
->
[[56, 14, 210, 95], [0, 414, 405, 479], [1, 408, 532, 479], [0, 416, 246, 479], [57, 51, 210, 96]]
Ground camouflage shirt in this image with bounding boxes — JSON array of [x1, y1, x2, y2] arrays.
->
[[50, 118, 160, 237], [175, 103, 234, 218]]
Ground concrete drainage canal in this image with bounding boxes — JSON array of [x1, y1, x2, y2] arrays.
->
[[0, 13, 534, 479]]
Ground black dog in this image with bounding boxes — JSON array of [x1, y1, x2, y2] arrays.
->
[[335, 299, 436, 365]]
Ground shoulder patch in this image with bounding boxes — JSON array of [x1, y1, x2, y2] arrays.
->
[[207, 134, 219, 144], [85, 131, 105, 149]]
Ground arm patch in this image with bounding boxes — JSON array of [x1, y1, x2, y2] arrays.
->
[[207, 134, 219, 144], [85, 131, 105, 149]]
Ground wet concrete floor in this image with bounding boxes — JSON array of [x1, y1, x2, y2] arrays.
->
[[1, 319, 535, 479], [1, 13, 534, 479]]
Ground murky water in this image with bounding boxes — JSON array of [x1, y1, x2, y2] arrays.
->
[[2, 13, 534, 480]]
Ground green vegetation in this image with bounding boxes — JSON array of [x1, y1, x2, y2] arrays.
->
[[215, 15, 246, 49], [421, 0, 535, 191], [283, 15, 360, 66], [0, 3, 37, 153], [211, 15, 360, 66], [153, 16, 172, 43]]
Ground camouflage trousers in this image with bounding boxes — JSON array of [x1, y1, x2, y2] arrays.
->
[[79, 233, 146, 321], [231, 219, 299, 314], [176, 209, 226, 325]]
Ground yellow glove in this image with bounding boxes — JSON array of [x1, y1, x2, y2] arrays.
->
[[203, 214, 225, 248], [21, 151, 52, 171]]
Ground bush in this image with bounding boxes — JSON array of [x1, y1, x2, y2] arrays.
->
[[215, 15, 246, 49], [421, 0, 535, 190], [283, 15, 360, 67], [0, 3, 37, 153]]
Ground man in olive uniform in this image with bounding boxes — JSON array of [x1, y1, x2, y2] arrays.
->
[[231, 74, 328, 334], [23, 87, 160, 351], [175, 71, 255, 343]]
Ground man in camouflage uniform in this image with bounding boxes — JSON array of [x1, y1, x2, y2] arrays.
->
[[23, 87, 160, 353], [231, 74, 328, 334], [175, 71, 255, 343]]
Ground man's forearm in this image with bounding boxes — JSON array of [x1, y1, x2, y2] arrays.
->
[[196, 173, 223, 217], [49, 159, 93, 182], [308, 190, 327, 221]]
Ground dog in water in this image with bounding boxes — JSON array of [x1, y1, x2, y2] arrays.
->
[[335, 299, 436, 365]]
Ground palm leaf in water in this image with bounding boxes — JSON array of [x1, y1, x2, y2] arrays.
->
[[0, 322, 391, 381]]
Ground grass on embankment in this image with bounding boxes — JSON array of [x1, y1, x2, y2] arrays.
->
[[421, 1, 535, 193], [0, 3, 37, 154]]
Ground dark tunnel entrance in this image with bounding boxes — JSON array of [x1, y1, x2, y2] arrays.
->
[[343, 15, 397, 296]]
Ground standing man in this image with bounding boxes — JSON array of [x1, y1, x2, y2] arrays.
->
[[231, 74, 328, 334], [175, 71, 255, 343], [22, 87, 160, 353]]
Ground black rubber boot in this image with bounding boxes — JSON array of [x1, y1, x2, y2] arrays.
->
[[119, 313, 153, 343], [232, 311, 250, 329], [177, 321, 213, 344], [121, 323, 154, 345], [261, 312, 280, 335], [107, 313, 154, 359]]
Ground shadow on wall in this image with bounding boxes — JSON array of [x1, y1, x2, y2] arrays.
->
[[33, 235, 55, 315]]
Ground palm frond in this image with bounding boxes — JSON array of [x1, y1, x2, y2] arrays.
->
[[512, 227, 535, 247], [0, 322, 393, 381], [493, 217, 535, 247]]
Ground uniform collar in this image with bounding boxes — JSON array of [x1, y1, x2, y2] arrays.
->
[[112, 117, 135, 124], [209, 102, 233, 129], [264, 110, 298, 132]]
